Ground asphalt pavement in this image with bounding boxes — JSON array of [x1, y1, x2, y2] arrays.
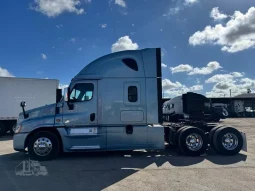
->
[[0, 118, 254, 191]]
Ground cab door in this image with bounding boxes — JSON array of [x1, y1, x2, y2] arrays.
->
[[61, 80, 106, 150]]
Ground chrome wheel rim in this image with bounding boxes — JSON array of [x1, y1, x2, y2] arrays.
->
[[222, 133, 238, 150], [33, 137, 52, 156], [186, 133, 203, 151]]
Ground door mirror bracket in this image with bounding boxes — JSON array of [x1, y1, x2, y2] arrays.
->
[[67, 102, 74, 110]]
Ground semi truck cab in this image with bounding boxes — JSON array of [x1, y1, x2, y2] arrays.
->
[[13, 48, 165, 160]]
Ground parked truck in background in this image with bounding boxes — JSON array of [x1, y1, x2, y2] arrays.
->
[[162, 92, 229, 122], [13, 48, 246, 161], [0, 77, 61, 136]]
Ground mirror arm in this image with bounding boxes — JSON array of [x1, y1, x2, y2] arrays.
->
[[20, 101, 29, 119], [22, 107, 29, 119]]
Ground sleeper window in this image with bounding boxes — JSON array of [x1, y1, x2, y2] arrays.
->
[[70, 83, 94, 102], [122, 58, 138, 71], [128, 86, 137, 102]]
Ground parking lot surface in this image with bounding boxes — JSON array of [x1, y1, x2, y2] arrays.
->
[[0, 118, 255, 191]]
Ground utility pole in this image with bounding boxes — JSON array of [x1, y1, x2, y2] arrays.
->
[[230, 89, 232, 97]]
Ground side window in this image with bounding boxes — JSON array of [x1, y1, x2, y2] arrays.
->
[[171, 104, 174, 108], [128, 86, 137, 102], [70, 83, 94, 102], [122, 58, 138, 71]]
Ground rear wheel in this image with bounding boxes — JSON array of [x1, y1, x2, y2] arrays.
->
[[213, 127, 243, 155], [178, 127, 208, 156], [175, 126, 190, 145], [27, 131, 60, 161], [209, 125, 224, 151]]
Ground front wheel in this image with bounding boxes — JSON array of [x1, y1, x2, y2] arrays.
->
[[27, 131, 60, 161]]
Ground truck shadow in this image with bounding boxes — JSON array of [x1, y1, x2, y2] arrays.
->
[[0, 135, 13, 141], [0, 149, 247, 191]]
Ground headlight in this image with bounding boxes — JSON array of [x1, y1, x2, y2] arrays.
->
[[15, 124, 22, 134]]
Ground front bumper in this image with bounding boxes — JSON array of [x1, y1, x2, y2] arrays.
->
[[13, 133, 29, 152]]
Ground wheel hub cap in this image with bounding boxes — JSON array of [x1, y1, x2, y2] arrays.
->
[[186, 133, 203, 151], [222, 133, 238, 150], [33, 137, 52, 156]]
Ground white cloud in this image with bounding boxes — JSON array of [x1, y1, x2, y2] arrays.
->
[[77, 47, 82, 51], [70, 38, 76, 42], [36, 71, 44, 75], [170, 62, 222, 75], [163, 7, 180, 16], [84, 0, 91, 3], [206, 78, 255, 97], [0, 67, 14, 77], [205, 72, 243, 83], [111, 36, 138, 53], [41, 53, 47, 59], [205, 72, 254, 97], [31, 0, 85, 17], [189, 7, 255, 53], [59, 84, 69, 89], [59, 84, 69, 94], [56, 24, 63, 28], [170, 64, 193, 73], [161, 63, 167, 68], [100, 24, 107, 28], [162, 79, 203, 97], [115, 0, 126, 7], [162, 79, 182, 90], [184, 0, 199, 6], [231, 72, 244, 78], [188, 61, 222, 75], [189, 84, 203, 91], [210, 7, 228, 21]]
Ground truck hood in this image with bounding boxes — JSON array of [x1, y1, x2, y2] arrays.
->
[[18, 103, 56, 123]]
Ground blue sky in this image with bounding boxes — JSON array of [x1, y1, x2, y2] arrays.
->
[[0, 0, 255, 98]]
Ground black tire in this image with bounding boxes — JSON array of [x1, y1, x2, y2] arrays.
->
[[209, 125, 225, 151], [212, 117, 220, 122], [0, 122, 6, 137], [213, 127, 243, 156], [178, 127, 208, 156], [27, 131, 60, 161], [175, 126, 190, 145], [168, 127, 176, 146], [10, 123, 17, 135]]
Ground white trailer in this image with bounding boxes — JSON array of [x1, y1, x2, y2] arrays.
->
[[0, 77, 60, 136]]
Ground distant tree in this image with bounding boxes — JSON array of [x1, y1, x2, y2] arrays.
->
[[247, 89, 251, 94]]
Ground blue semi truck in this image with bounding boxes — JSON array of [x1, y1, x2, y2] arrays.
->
[[13, 48, 246, 161]]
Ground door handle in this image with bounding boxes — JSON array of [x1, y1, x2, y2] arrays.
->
[[126, 125, 133, 134], [90, 113, 95, 122]]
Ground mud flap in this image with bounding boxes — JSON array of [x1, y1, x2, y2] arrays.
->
[[241, 132, 247, 152]]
